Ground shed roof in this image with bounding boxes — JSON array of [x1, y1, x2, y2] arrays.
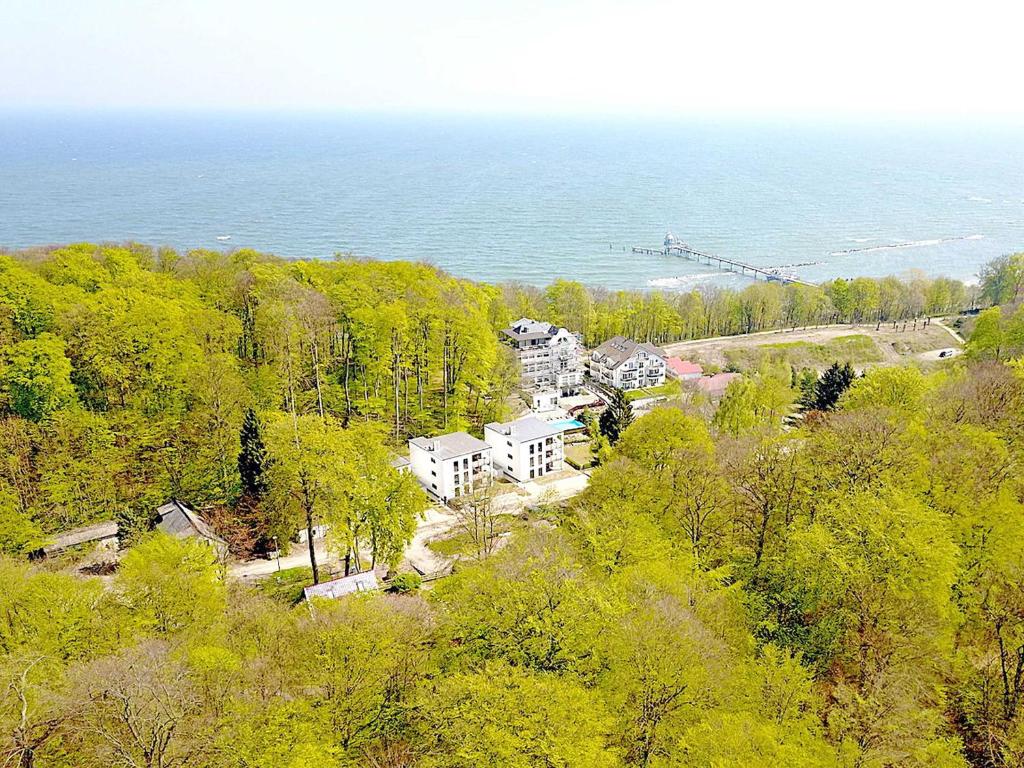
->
[[42, 521, 119, 555], [155, 500, 227, 548], [303, 571, 380, 601]]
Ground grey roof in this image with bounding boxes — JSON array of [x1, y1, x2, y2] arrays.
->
[[303, 571, 380, 601], [409, 432, 490, 461], [390, 455, 411, 469], [155, 500, 227, 549], [592, 336, 666, 370], [485, 416, 561, 442], [501, 317, 559, 342], [43, 521, 119, 555]]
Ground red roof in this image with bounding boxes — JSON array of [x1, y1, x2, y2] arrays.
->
[[696, 372, 741, 395], [666, 357, 703, 376]]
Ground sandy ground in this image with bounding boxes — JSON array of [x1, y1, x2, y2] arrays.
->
[[230, 538, 340, 581], [663, 321, 962, 369], [402, 468, 590, 576]]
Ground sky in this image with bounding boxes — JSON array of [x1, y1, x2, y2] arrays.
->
[[2, 0, 1022, 119]]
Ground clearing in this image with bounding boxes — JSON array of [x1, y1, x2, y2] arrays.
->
[[663, 321, 962, 373]]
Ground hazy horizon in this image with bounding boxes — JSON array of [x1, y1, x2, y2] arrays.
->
[[4, 0, 1023, 119]]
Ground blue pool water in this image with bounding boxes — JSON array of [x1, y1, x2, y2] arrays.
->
[[549, 419, 586, 431]]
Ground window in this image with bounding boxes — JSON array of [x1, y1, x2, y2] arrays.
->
[[530, 469, 535, 479], [431, 483, 437, 490], [507, 453, 513, 460], [507, 440, 512, 447], [431, 470, 436, 477], [430, 457, 436, 464]]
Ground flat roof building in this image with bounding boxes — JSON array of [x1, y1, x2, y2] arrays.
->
[[408, 432, 493, 503], [484, 416, 564, 483]]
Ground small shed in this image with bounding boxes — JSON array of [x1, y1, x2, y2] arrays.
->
[[31, 520, 120, 560], [302, 571, 380, 602], [154, 500, 229, 559]]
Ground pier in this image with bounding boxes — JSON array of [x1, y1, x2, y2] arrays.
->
[[633, 236, 817, 287]]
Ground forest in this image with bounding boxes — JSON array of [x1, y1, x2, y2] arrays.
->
[[1, 243, 1024, 767]]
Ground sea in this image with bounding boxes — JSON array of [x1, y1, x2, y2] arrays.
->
[[1, 111, 1022, 291]]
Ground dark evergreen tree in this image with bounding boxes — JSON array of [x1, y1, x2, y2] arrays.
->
[[811, 362, 855, 411], [599, 388, 634, 444], [238, 408, 269, 498]]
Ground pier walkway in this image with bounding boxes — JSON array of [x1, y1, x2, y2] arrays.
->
[[632, 239, 817, 287]]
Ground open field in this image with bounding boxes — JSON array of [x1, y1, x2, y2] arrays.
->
[[663, 322, 962, 373]]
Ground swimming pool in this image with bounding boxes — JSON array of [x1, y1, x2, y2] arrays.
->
[[548, 419, 586, 431]]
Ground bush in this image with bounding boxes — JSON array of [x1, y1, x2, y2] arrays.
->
[[386, 572, 422, 593]]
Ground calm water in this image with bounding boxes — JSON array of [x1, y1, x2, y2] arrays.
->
[[2, 111, 1022, 290]]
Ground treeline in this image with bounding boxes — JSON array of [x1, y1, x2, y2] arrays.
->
[[0, 243, 1015, 550], [503, 271, 975, 347], [2, 352, 1023, 766]]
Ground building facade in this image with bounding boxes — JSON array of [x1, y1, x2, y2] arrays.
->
[[589, 336, 667, 391], [484, 416, 564, 483], [501, 318, 584, 396], [408, 432, 493, 503]]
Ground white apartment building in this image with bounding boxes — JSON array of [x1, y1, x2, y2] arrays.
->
[[408, 432, 492, 503], [501, 318, 584, 396], [589, 336, 667, 391], [484, 416, 564, 483]]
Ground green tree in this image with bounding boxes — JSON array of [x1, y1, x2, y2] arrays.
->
[[811, 362, 855, 411], [968, 306, 1005, 360], [979, 252, 1024, 306], [599, 388, 633, 444], [265, 415, 352, 583], [840, 365, 931, 414], [1, 333, 75, 421], [423, 663, 618, 768], [238, 408, 269, 499], [0, 489, 44, 556], [117, 533, 226, 633]]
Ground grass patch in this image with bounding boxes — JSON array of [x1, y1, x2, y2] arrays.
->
[[565, 442, 595, 470], [427, 516, 530, 559], [255, 565, 314, 606], [723, 335, 881, 372], [625, 379, 683, 401]]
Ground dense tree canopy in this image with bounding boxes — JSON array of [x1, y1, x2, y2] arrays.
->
[[0, 243, 1022, 766]]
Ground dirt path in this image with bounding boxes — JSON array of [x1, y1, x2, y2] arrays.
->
[[230, 539, 340, 581], [402, 469, 590, 576], [663, 322, 959, 369]]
